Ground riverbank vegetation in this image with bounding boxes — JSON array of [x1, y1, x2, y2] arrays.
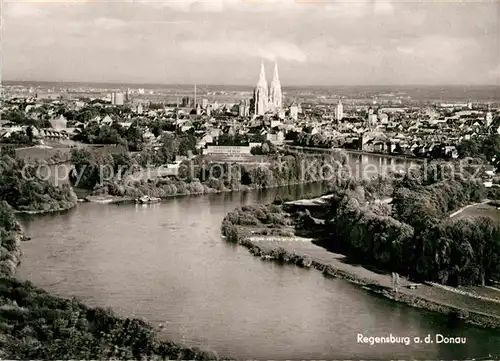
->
[[221, 169, 500, 329], [0, 147, 77, 213], [221, 215, 500, 330], [291, 131, 344, 149], [324, 177, 500, 287], [71, 147, 347, 200], [223, 159, 500, 289]]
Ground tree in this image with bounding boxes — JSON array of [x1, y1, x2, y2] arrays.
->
[[177, 132, 196, 157], [26, 126, 34, 143], [158, 133, 179, 164], [125, 122, 144, 152]]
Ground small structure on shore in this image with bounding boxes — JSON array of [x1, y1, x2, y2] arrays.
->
[[136, 195, 161, 204]]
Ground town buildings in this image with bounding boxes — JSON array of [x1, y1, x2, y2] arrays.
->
[[1, 81, 499, 161]]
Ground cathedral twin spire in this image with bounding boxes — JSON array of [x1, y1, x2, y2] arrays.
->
[[253, 61, 282, 116], [269, 62, 282, 110], [258, 61, 268, 88]]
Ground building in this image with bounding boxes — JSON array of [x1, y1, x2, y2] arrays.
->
[[252, 61, 283, 116], [486, 104, 493, 128], [335, 100, 343, 121], [181, 97, 191, 108], [253, 62, 269, 116], [136, 103, 143, 115], [239, 100, 250, 117], [290, 102, 298, 121], [203, 145, 252, 155], [49, 115, 67, 131], [268, 62, 282, 111], [202, 98, 208, 109], [112, 92, 124, 106], [367, 107, 377, 128]]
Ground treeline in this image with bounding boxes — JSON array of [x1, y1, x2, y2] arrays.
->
[[321, 183, 415, 272], [0, 130, 35, 146], [292, 132, 345, 149], [250, 141, 277, 155], [136, 132, 197, 166], [73, 121, 145, 152], [0, 201, 22, 276], [63, 103, 132, 124], [221, 204, 292, 242], [216, 133, 266, 146], [1, 109, 52, 128], [391, 172, 499, 286], [0, 148, 77, 212], [319, 163, 500, 287], [0, 203, 219, 360], [392, 179, 485, 227], [71, 147, 347, 199], [457, 134, 500, 171]]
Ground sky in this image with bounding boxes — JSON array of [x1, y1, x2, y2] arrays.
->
[[2, 0, 500, 86]]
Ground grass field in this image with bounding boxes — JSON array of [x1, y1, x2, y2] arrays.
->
[[454, 204, 500, 223], [14, 146, 72, 161]]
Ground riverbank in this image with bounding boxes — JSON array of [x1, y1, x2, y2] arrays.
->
[[86, 180, 326, 205], [221, 212, 500, 330], [283, 144, 424, 163], [337, 148, 425, 162], [13, 201, 78, 215]]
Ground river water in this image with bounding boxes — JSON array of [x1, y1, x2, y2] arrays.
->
[[16, 154, 500, 359]]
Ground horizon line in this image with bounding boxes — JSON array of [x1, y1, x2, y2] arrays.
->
[[2, 79, 499, 88]]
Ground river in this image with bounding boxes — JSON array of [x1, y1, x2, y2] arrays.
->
[[16, 156, 500, 359]]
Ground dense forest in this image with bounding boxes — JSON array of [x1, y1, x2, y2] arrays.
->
[[0, 147, 77, 212]]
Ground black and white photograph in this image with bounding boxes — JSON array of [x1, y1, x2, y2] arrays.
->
[[1, 0, 500, 359]]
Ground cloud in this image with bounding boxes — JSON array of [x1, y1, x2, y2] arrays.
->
[[259, 41, 308, 62], [489, 64, 500, 81], [181, 40, 307, 62], [3, 0, 498, 85], [323, 1, 366, 18], [159, 0, 329, 13], [93, 17, 126, 29], [373, 0, 395, 15], [4, 2, 45, 18], [396, 46, 415, 55]]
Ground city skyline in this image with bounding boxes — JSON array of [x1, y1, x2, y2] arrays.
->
[[3, 0, 500, 86]]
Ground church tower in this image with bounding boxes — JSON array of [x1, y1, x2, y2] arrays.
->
[[269, 62, 282, 111], [253, 61, 268, 116]]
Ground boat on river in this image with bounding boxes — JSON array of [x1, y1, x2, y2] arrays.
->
[[136, 196, 161, 204]]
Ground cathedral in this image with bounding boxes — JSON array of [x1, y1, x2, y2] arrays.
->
[[252, 61, 282, 116]]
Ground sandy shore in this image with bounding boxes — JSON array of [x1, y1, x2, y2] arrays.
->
[[223, 225, 500, 330]]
